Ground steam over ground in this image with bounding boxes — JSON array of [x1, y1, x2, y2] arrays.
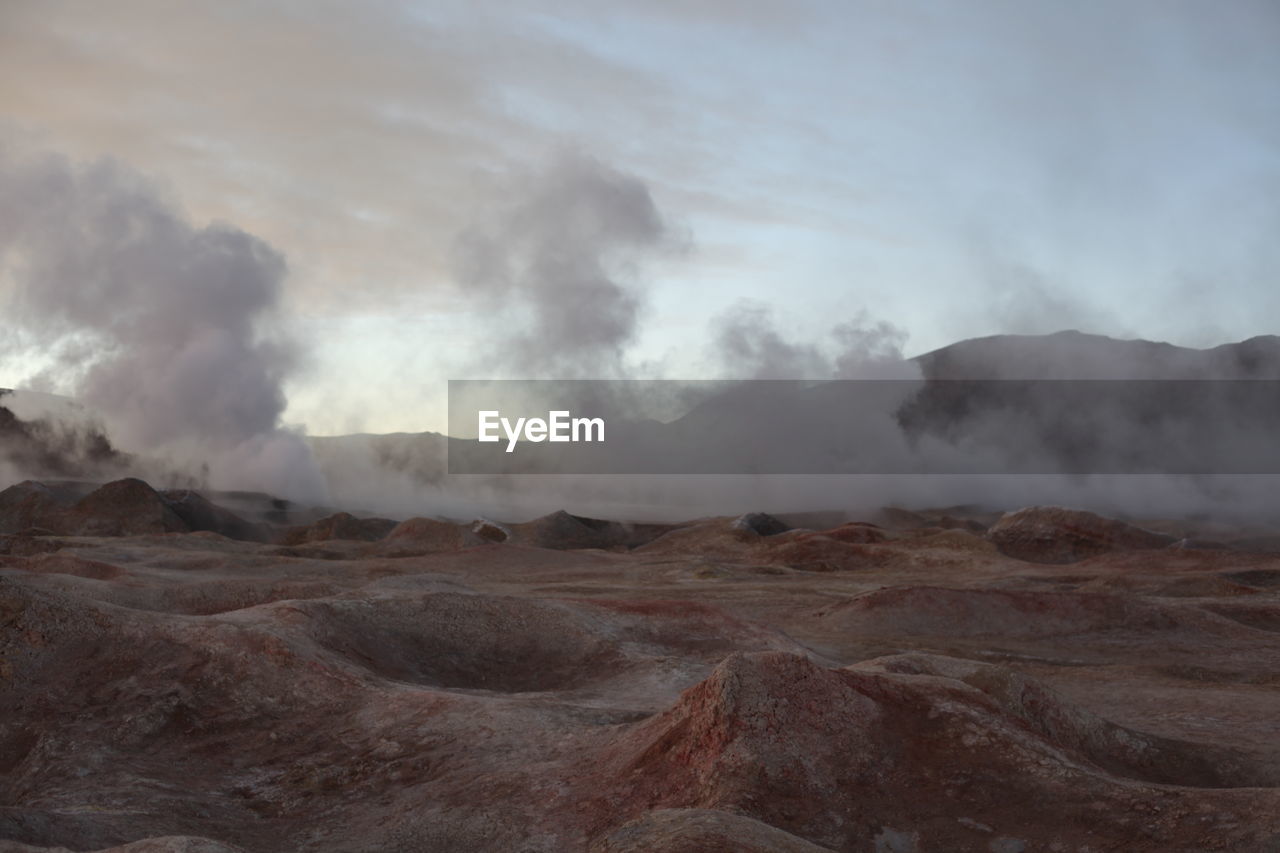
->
[[3, 139, 1280, 522], [0, 142, 325, 502]]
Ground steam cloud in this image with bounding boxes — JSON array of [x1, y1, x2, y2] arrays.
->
[[713, 302, 915, 379], [452, 152, 678, 378], [0, 143, 324, 501]]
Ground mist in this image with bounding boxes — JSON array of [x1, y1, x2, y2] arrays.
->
[[452, 151, 680, 379], [0, 143, 325, 502]]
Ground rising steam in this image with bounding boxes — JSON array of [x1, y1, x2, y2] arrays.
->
[[0, 143, 324, 501], [452, 152, 679, 378]]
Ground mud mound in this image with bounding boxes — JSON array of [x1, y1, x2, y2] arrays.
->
[[378, 517, 483, 555], [160, 491, 268, 542], [874, 506, 995, 532], [507, 511, 671, 550], [759, 533, 882, 573], [4, 479, 308, 541], [815, 585, 1247, 640], [575, 598, 809, 659], [636, 516, 785, 560], [729, 512, 790, 537], [987, 506, 1174, 563], [856, 652, 1277, 788], [4, 553, 123, 581], [293, 593, 621, 692], [469, 518, 510, 542], [589, 652, 1280, 851], [292, 593, 805, 694], [0, 481, 65, 535], [508, 510, 619, 549], [280, 511, 396, 545], [66, 479, 189, 538], [816, 522, 887, 544], [589, 808, 834, 853], [1081, 572, 1262, 598]]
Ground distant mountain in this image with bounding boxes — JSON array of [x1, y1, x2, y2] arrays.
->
[[914, 330, 1280, 379], [447, 331, 1280, 477]]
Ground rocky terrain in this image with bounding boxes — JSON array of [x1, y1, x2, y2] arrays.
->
[[1, 479, 1279, 852]]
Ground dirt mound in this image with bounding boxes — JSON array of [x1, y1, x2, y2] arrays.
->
[[507, 511, 672, 550], [292, 592, 622, 692], [589, 808, 834, 853], [0, 481, 65, 535], [758, 533, 882, 573], [729, 512, 790, 537], [377, 517, 483, 555], [279, 511, 396, 545], [65, 479, 190, 537], [1080, 572, 1262, 598], [856, 652, 1276, 788], [5, 553, 124, 581], [587, 651, 1280, 851], [289, 594, 804, 695], [508, 510, 621, 549], [814, 585, 1248, 640], [987, 506, 1175, 563], [636, 516, 787, 560], [817, 522, 887, 544], [160, 491, 268, 542]]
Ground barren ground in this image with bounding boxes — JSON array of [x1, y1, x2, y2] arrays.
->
[[2, 481, 1280, 852]]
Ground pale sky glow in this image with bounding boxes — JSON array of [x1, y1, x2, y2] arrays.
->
[[2, 0, 1278, 434]]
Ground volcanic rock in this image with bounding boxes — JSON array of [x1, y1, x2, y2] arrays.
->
[[729, 512, 790, 537], [0, 481, 64, 535], [987, 505, 1175, 563], [378, 516, 483, 554], [507, 510, 669, 550], [470, 518, 510, 542], [587, 651, 1280, 851], [279, 511, 396, 545], [162, 490, 269, 542], [65, 478, 190, 537]]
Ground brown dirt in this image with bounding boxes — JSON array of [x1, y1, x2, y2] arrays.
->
[[2, 483, 1280, 852]]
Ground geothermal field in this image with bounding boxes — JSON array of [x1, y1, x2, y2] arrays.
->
[[4, 3, 1279, 849], [3, 473, 1280, 852]]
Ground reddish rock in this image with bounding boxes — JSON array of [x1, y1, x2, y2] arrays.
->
[[279, 511, 395, 545], [0, 480, 64, 535], [583, 651, 1280, 851], [65, 478, 190, 537], [729, 512, 790, 538], [162, 490, 269, 542], [818, 522, 887, 544], [987, 505, 1174, 563], [470, 518, 510, 542], [378, 516, 483, 554]]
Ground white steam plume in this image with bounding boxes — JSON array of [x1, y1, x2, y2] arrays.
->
[[0, 142, 324, 502]]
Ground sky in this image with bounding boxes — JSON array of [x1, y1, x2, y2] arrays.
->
[[2, 0, 1278, 435]]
